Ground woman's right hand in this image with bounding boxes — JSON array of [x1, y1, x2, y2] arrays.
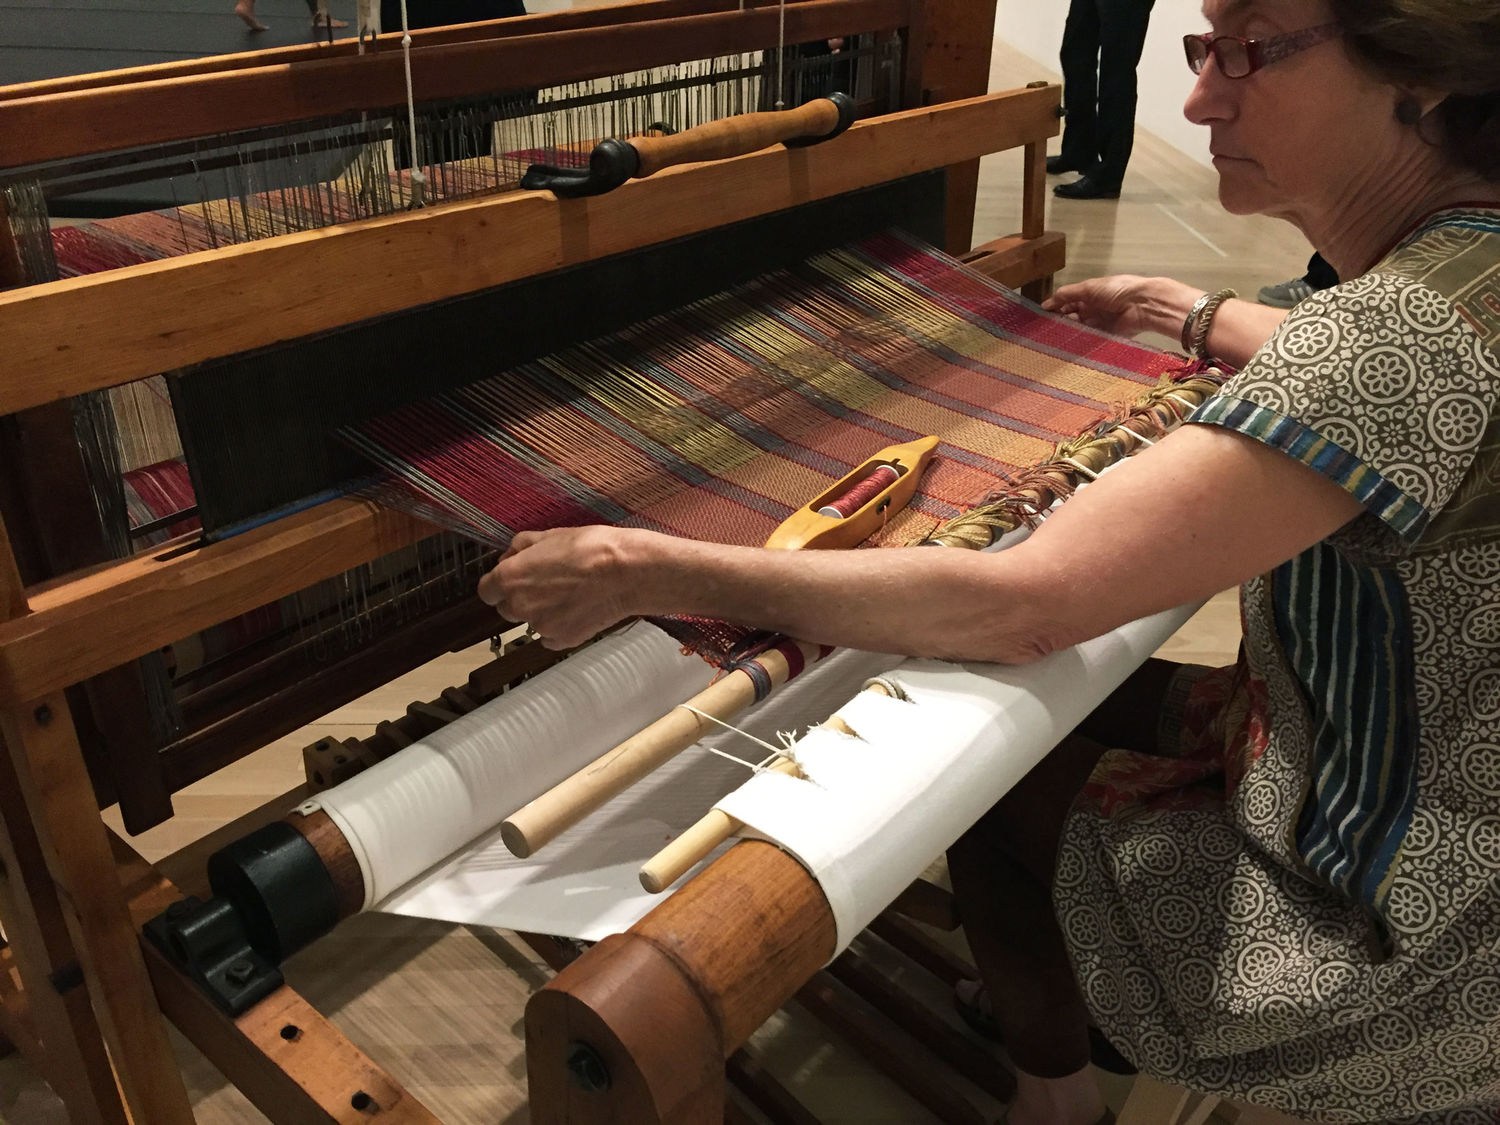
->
[[1043, 275, 1197, 340]]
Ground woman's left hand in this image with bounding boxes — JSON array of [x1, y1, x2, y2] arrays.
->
[[477, 526, 651, 648]]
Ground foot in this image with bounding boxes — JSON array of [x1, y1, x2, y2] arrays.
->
[[1007, 1065, 1111, 1125], [1045, 155, 1089, 176], [1256, 276, 1317, 308], [311, 11, 348, 27], [234, 0, 268, 30], [1053, 174, 1121, 200]]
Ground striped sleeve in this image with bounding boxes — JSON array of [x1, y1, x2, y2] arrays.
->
[[1187, 271, 1500, 548], [1191, 394, 1429, 543]]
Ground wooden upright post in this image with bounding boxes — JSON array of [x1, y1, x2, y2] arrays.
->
[[0, 510, 135, 1124], [914, 0, 1003, 254], [0, 694, 197, 1125], [0, 507, 195, 1125]]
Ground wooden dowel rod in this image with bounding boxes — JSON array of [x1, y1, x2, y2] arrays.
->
[[501, 641, 819, 857], [639, 682, 889, 892]]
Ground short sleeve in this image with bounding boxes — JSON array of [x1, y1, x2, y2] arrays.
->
[[1188, 272, 1500, 548]]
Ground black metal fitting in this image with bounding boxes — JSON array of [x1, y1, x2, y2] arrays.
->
[[143, 895, 282, 1016], [47, 961, 84, 994], [206, 821, 342, 964], [783, 92, 858, 148], [565, 1042, 611, 1093]]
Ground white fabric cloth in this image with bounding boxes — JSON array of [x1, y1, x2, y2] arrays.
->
[[716, 605, 1199, 952], [303, 620, 713, 907]]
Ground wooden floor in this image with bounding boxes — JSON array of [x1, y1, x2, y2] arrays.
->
[[0, 21, 1316, 1125]]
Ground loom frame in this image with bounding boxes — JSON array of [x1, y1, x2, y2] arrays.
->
[[0, 1, 1063, 1120]]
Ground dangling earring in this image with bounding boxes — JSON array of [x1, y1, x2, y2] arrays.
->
[[1395, 95, 1423, 126]]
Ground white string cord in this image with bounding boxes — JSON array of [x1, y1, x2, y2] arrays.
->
[[398, 0, 426, 207], [676, 703, 804, 775]]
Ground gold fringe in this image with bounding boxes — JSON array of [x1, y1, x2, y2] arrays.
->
[[922, 371, 1227, 550]]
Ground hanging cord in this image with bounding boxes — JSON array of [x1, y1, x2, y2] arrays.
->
[[399, 0, 427, 207]]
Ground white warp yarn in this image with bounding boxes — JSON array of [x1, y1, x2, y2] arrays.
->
[[715, 604, 1201, 953]]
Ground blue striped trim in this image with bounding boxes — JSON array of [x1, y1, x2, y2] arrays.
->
[[1190, 395, 1430, 542], [1273, 546, 1420, 912]]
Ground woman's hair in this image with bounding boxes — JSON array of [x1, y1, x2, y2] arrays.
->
[[1326, 0, 1500, 181]]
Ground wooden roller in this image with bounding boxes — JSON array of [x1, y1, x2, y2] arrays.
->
[[521, 92, 856, 198]]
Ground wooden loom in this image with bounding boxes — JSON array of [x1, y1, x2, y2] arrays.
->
[[0, 2, 1069, 1122]]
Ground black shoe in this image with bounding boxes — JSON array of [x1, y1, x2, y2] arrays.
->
[[1045, 154, 1087, 175], [1053, 174, 1121, 200]]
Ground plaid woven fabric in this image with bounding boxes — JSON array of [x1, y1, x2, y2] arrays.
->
[[348, 231, 1188, 555]]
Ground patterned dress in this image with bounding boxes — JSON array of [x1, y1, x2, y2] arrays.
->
[[1054, 207, 1500, 1125]]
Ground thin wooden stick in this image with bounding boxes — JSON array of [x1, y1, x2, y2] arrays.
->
[[639, 685, 889, 892]]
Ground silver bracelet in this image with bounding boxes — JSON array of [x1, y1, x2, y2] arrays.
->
[[1180, 291, 1215, 354], [1181, 287, 1238, 359]]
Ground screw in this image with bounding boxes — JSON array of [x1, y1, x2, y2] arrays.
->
[[565, 1042, 610, 1093], [224, 959, 256, 987], [32, 704, 51, 726]]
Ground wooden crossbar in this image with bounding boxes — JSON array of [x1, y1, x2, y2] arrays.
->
[[0, 87, 1060, 415], [0, 0, 821, 103], [0, 0, 910, 167]]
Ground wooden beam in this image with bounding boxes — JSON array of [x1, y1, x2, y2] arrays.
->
[[0, 0, 842, 102], [0, 696, 195, 1124], [962, 229, 1067, 291], [0, 0, 909, 167], [0, 499, 432, 706], [0, 88, 1059, 416], [113, 832, 446, 1125]]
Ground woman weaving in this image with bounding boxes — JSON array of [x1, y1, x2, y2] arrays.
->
[[478, 1, 1500, 1122]]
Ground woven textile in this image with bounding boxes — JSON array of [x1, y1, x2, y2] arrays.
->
[[348, 231, 1188, 554]]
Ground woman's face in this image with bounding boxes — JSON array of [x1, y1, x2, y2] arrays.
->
[[1184, 0, 1406, 224]]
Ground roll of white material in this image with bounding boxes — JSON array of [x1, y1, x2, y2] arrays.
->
[[715, 603, 1201, 953], [302, 620, 713, 908]]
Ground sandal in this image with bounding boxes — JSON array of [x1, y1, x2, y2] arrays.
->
[[953, 980, 1139, 1076]]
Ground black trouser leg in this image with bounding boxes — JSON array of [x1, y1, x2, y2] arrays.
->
[[1058, 0, 1102, 172], [1304, 251, 1339, 290], [1093, 0, 1155, 190]]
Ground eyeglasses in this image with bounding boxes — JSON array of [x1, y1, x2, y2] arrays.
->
[[1183, 22, 1342, 78]]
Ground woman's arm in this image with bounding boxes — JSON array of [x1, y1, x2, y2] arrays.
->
[[1043, 276, 1290, 370], [479, 423, 1364, 657]]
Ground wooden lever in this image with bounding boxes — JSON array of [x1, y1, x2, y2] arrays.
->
[[632, 96, 846, 177], [521, 93, 856, 198]]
